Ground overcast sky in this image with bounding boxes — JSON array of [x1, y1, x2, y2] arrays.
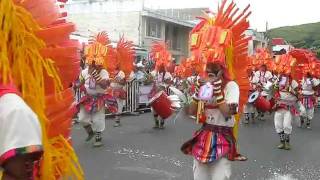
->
[[145, 0, 320, 31]]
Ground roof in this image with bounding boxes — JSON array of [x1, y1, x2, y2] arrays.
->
[[272, 38, 285, 45], [141, 9, 195, 28]]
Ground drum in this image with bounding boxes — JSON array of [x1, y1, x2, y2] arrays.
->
[[248, 91, 271, 112], [149, 91, 173, 119]]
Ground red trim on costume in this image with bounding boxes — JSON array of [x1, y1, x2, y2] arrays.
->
[[0, 84, 19, 97]]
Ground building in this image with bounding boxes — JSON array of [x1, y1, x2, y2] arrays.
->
[[271, 38, 294, 54], [65, 0, 207, 62], [245, 29, 269, 56]]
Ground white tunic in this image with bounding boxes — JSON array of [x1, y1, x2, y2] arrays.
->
[[205, 81, 240, 127], [151, 71, 173, 86], [79, 67, 109, 95], [301, 78, 319, 95], [110, 70, 126, 89], [0, 94, 42, 164], [252, 70, 273, 86], [278, 79, 299, 106]]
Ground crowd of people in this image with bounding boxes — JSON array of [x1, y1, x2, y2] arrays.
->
[[243, 49, 320, 151]]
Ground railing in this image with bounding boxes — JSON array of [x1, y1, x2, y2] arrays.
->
[[124, 80, 140, 113]]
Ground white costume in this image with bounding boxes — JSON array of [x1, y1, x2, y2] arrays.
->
[[243, 72, 257, 122], [0, 93, 42, 166], [274, 77, 298, 148], [110, 70, 126, 115], [274, 79, 298, 134], [299, 77, 319, 127], [78, 67, 109, 133], [193, 81, 239, 180], [252, 70, 273, 97], [150, 71, 173, 128]]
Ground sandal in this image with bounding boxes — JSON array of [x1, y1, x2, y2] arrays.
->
[[234, 154, 248, 161]]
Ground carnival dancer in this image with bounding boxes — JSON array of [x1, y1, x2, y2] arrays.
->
[[110, 66, 126, 127], [149, 42, 174, 129], [181, 1, 251, 179], [252, 64, 273, 120], [78, 32, 110, 147], [299, 73, 320, 129], [106, 36, 135, 127], [273, 71, 299, 150], [243, 68, 257, 124], [0, 0, 84, 178], [150, 64, 173, 129]]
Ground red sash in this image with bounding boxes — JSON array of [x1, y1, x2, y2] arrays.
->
[[0, 83, 19, 97]]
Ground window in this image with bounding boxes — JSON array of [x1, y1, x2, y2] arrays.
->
[[146, 18, 161, 38]]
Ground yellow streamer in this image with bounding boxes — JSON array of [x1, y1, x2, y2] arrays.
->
[[1, 1, 83, 179]]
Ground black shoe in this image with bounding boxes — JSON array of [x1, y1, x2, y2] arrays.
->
[[159, 124, 165, 129], [84, 125, 94, 142], [93, 132, 103, 147], [114, 121, 121, 127]]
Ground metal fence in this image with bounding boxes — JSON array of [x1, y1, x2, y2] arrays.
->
[[124, 80, 140, 113]]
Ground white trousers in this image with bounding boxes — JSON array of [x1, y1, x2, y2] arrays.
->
[[193, 158, 231, 180], [274, 109, 292, 134], [300, 104, 314, 120], [116, 98, 125, 114], [79, 106, 105, 132]]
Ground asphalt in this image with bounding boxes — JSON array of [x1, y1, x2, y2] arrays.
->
[[72, 108, 320, 180]]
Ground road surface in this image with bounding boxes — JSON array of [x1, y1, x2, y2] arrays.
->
[[72, 109, 320, 180]]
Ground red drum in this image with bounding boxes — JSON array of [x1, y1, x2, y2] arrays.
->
[[269, 98, 276, 109], [248, 91, 271, 112], [149, 91, 173, 119]]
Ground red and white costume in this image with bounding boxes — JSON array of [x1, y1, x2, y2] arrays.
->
[[111, 71, 126, 112], [78, 67, 110, 133], [299, 77, 320, 127], [274, 76, 299, 135]]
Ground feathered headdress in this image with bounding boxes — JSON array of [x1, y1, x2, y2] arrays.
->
[[274, 54, 297, 74], [85, 31, 110, 65], [190, 0, 251, 112], [0, 0, 83, 179], [116, 36, 135, 78], [150, 41, 172, 71], [174, 58, 193, 78], [289, 49, 320, 79]]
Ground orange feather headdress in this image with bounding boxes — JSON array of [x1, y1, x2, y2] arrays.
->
[[85, 31, 110, 66], [150, 41, 172, 71], [116, 36, 135, 78], [289, 49, 320, 79], [103, 35, 135, 78]]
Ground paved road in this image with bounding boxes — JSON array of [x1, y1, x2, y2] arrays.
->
[[72, 108, 320, 180]]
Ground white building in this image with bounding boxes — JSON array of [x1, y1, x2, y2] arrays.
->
[[245, 29, 269, 56], [65, 0, 206, 62]]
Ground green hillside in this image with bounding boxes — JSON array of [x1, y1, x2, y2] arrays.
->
[[268, 22, 320, 48], [268, 22, 320, 57]]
